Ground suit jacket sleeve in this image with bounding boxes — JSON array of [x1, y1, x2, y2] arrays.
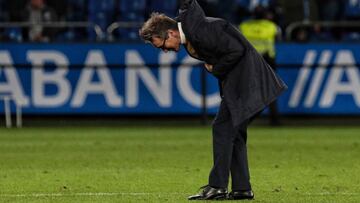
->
[[210, 21, 246, 80], [179, 0, 193, 10], [178, 0, 205, 29]]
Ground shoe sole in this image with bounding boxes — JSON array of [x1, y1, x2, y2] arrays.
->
[[204, 193, 227, 200]]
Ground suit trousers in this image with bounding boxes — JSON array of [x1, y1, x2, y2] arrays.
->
[[208, 99, 252, 191]]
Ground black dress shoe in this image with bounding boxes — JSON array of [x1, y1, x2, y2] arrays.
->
[[227, 190, 254, 200], [188, 185, 228, 200]]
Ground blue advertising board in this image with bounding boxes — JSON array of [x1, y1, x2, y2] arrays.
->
[[277, 43, 360, 114], [0, 44, 220, 114], [1, 43, 360, 115]]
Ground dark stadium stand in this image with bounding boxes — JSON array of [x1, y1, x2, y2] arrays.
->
[[118, 0, 146, 41], [148, 0, 178, 18], [88, 0, 117, 41], [0, 0, 360, 42], [0, 0, 6, 21]]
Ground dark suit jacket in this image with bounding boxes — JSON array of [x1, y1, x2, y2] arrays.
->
[[178, 0, 287, 127]]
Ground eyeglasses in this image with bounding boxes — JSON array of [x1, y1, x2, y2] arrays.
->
[[156, 34, 168, 50]]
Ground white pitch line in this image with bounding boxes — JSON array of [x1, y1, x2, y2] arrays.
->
[[1, 192, 359, 198], [0, 192, 186, 198]]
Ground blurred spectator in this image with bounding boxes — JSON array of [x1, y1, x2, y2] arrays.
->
[[234, 0, 283, 27], [21, 0, 58, 42], [239, 5, 282, 125]]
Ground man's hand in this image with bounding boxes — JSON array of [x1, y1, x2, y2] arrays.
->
[[204, 63, 213, 72]]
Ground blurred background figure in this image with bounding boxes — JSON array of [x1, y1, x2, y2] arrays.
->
[[239, 5, 281, 125], [21, 0, 58, 42], [234, 0, 283, 27]]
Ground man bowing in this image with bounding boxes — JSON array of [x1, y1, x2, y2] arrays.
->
[[139, 0, 287, 200]]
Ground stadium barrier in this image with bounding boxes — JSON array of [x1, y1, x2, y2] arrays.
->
[[0, 22, 105, 42]]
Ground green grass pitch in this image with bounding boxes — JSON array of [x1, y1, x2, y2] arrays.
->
[[0, 126, 359, 202]]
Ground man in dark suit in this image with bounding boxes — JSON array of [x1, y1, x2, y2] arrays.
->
[[139, 0, 287, 200]]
